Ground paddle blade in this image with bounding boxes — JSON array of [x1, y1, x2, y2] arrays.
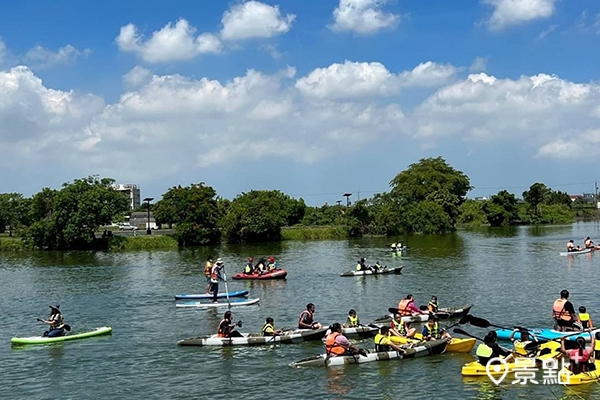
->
[[36, 318, 43, 322], [458, 315, 471, 324], [419, 305, 427, 311], [63, 324, 71, 332], [453, 328, 469, 336], [388, 307, 399, 314], [468, 316, 491, 329], [435, 312, 450, 320]]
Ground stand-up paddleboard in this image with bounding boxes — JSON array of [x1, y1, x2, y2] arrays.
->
[[11, 326, 112, 345], [175, 298, 260, 308], [175, 290, 249, 300]]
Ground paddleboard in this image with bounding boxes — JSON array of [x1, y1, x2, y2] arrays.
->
[[175, 298, 261, 308], [559, 248, 592, 256], [11, 326, 112, 345], [175, 290, 249, 300]]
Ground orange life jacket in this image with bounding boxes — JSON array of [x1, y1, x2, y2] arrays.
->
[[217, 318, 229, 338], [204, 262, 212, 276], [325, 332, 346, 356], [398, 299, 412, 316], [553, 298, 573, 321], [211, 266, 219, 281]]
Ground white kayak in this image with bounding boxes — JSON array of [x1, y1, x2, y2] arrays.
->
[[178, 328, 328, 346], [340, 266, 403, 277], [559, 248, 592, 256], [373, 305, 473, 324], [341, 326, 380, 338], [175, 298, 260, 308], [289, 338, 448, 367]]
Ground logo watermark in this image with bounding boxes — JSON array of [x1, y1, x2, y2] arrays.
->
[[485, 357, 572, 385]]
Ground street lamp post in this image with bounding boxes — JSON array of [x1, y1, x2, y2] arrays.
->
[[143, 197, 154, 235], [343, 193, 352, 207]]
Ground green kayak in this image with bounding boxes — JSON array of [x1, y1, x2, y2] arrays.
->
[[11, 326, 112, 345]]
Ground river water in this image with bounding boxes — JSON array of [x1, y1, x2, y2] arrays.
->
[[3, 222, 600, 399]]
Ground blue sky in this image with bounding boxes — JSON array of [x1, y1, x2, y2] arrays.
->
[[1, 0, 600, 205]]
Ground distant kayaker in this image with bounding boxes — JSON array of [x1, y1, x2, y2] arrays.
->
[[262, 317, 283, 336], [372, 261, 383, 271], [204, 257, 214, 294], [356, 258, 368, 271], [244, 257, 254, 275], [584, 237, 595, 249], [560, 334, 595, 374], [267, 256, 278, 271], [390, 314, 417, 338], [397, 294, 427, 316], [421, 317, 452, 340], [298, 303, 323, 330], [374, 326, 406, 353], [578, 306, 594, 329], [325, 323, 362, 357], [476, 331, 514, 366], [39, 305, 66, 337], [255, 258, 267, 274], [567, 240, 582, 252], [553, 289, 580, 331], [210, 259, 225, 303], [428, 296, 439, 313], [343, 309, 360, 328], [217, 311, 243, 338]]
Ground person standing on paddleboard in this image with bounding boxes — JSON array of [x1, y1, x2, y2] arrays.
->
[[210, 258, 225, 303], [39, 305, 66, 337]]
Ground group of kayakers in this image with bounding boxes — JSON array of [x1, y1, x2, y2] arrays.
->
[[243, 256, 278, 275], [355, 258, 385, 272], [552, 289, 594, 331], [566, 237, 600, 252]]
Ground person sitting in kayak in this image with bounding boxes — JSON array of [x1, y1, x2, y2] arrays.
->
[[325, 323, 363, 357], [204, 257, 214, 294], [356, 258, 369, 271], [217, 311, 242, 338], [298, 303, 323, 330], [553, 289, 580, 332], [428, 296, 439, 313], [584, 237, 595, 249], [262, 317, 283, 336], [508, 328, 538, 356], [374, 326, 406, 353], [389, 314, 417, 338], [397, 294, 427, 316], [567, 240, 583, 252], [372, 261, 383, 271], [244, 257, 254, 275], [421, 317, 452, 340], [390, 243, 397, 251], [578, 306, 594, 329], [476, 331, 514, 366], [343, 309, 360, 328], [255, 258, 267, 274], [561, 334, 596, 374], [267, 256, 278, 271], [40, 305, 66, 337]]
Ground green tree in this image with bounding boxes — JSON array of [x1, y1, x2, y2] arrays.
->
[[482, 190, 519, 226], [522, 183, 551, 216], [389, 157, 471, 231], [399, 201, 453, 234], [153, 183, 221, 245], [221, 190, 297, 243], [0, 193, 30, 236], [457, 199, 487, 226], [24, 176, 129, 249]]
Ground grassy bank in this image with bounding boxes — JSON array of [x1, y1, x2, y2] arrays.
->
[[108, 235, 179, 251], [282, 225, 348, 241], [0, 237, 25, 251]]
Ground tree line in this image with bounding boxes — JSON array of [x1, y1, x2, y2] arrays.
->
[[0, 158, 588, 250]]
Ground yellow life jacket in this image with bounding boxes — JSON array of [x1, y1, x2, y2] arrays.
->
[[579, 313, 591, 329], [262, 323, 275, 336], [374, 333, 391, 352], [476, 343, 493, 358], [347, 315, 359, 326]]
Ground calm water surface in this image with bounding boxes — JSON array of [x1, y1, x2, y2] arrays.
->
[[3, 222, 600, 399]]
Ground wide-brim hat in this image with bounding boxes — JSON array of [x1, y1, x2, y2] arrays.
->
[[49, 305, 60, 311]]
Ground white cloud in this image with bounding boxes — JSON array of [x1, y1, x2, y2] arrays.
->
[[24, 45, 91, 69], [330, 0, 399, 35], [469, 57, 488, 72], [220, 1, 296, 41], [123, 66, 153, 89], [483, 0, 558, 31], [295, 60, 457, 99], [116, 19, 221, 63], [538, 24, 558, 39]]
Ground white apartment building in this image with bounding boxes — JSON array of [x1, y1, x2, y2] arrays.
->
[[112, 183, 141, 210]]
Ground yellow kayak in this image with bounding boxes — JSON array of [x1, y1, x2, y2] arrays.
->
[[558, 360, 600, 385], [388, 334, 476, 353], [461, 342, 561, 377]]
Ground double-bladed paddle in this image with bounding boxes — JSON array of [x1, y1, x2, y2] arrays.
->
[[36, 318, 71, 332], [387, 307, 451, 320], [524, 330, 594, 351]]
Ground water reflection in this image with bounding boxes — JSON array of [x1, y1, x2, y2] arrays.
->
[[326, 367, 353, 396]]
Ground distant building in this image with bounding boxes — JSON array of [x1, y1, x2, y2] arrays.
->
[[473, 196, 488, 201], [130, 211, 157, 229], [112, 183, 141, 210], [569, 194, 596, 203]]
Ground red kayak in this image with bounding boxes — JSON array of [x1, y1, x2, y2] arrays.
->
[[232, 270, 288, 280]]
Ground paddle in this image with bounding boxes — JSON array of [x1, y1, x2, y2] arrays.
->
[[524, 330, 594, 351], [467, 315, 561, 344], [388, 307, 450, 320], [221, 266, 232, 310], [37, 318, 71, 332]]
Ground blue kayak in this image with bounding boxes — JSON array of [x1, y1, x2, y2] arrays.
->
[[175, 290, 249, 300], [496, 328, 600, 342]]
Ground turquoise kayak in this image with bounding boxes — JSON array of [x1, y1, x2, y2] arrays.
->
[[175, 290, 249, 300], [11, 326, 112, 345], [495, 328, 599, 342]]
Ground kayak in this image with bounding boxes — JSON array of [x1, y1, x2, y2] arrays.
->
[[389, 334, 476, 353], [390, 246, 409, 252], [231, 270, 287, 280], [289, 338, 448, 367], [11, 326, 112, 345], [340, 266, 403, 277], [495, 328, 600, 342], [559, 248, 592, 256], [178, 328, 328, 346], [373, 304, 473, 324], [558, 360, 600, 385], [341, 326, 379, 339], [461, 341, 561, 376], [175, 298, 260, 308], [174, 290, 249, 300]]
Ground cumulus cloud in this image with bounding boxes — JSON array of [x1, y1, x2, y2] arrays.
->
[[24, 44, 91, 69], [330, 0, 399, 35], [295, 60, 457, 99], [483, 0, 558, 31], [220, 1, 296, 41], [2, 60, 600, 183], [116, 19, 221, 63], [469, 57, 488, 72]]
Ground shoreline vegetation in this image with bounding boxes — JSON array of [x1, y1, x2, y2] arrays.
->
[[0, 157, 598, 252]]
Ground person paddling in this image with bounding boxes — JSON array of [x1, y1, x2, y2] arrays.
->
[[374, 326, 406, 353], [262, 317, 283, 336], [567, 240, 583, 252], [476, 331, 514, 366], [325, 323, 362, 357], [397, 294, 427, 316], [217, 311, 242, 338], [210, 258, 225, 303], [39, 305, 66, 337], [561, 334, 596, 374], [298, 303, 322, 330], [421, 317, 452, 340]]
